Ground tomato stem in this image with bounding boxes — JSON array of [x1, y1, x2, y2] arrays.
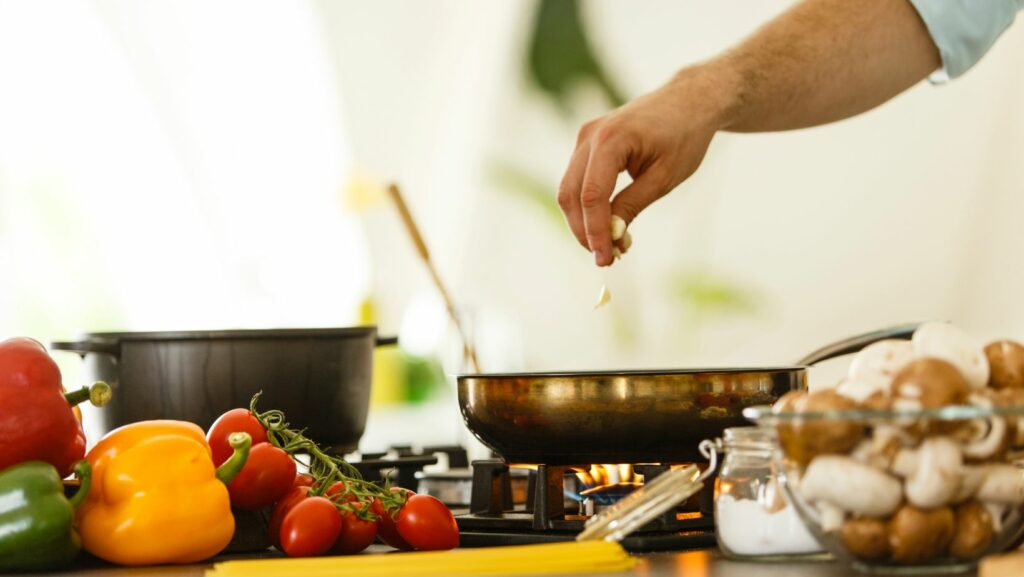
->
[[249, 393, 407, 520], [215, 432, 252, 485]]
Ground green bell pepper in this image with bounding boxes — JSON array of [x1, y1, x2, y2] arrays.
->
[[0, 460, 91, 571]]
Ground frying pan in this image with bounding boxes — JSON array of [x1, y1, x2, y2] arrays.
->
[[457, 324, 918, 465]]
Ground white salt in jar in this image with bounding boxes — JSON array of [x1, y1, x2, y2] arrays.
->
[[710, 427, 825, 560]]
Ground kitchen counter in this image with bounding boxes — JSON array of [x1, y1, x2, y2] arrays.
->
[[35, 547, 978, 577]]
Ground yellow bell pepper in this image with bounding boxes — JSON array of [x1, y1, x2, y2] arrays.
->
[[76, 420, 250, 566]]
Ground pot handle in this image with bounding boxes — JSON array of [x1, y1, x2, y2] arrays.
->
[[795, 323, 920, 366], [51, 339, 120, 358], [376, 336, 399, 347]]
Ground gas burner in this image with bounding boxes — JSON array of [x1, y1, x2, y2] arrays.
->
[[347, 445, 468, 493], [456, 460, 716, 552]]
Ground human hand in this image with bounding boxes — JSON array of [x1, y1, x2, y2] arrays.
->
[[558, 66, 730, 266]]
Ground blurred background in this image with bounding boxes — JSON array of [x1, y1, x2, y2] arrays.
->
[[1, 0, 1022, 453]]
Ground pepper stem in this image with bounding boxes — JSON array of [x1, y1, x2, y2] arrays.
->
[[215, 432, 252, 485], [68, 461, 92, 509], [64, 382, 113, 408]]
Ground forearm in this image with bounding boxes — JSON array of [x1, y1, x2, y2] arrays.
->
[[697, 0, 941, 132]]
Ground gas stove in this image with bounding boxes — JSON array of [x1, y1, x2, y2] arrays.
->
[[453, 459, 715, 552], [352, 447, 716, 553]]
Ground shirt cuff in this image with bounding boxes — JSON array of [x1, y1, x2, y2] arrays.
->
[[907, 0, 1023, 82]]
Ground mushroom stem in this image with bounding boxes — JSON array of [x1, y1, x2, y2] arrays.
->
[[801, 456, 903, 517]]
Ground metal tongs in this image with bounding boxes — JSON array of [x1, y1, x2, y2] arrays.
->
[[576, 464, 707, 542]]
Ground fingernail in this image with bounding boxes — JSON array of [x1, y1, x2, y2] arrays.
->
[[593, 251, 602, 266]]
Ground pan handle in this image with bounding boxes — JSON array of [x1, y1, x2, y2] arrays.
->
[[376, 336, 399, 347], [795, 323, 920, 366], [51, 339, 120, 358]]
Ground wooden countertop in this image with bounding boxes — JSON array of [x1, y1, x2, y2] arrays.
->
[[44, 547, 979, 577]]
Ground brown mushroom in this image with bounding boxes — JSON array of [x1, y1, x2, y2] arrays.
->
[[840, 517, 890, 561], [985, 340, 1024, 390], [774, 390, 864, 465], [994, 388, 1024, 448], [891, 358, 970, 409], [888, 505, 955, 564], [950, 501, 995, 560]]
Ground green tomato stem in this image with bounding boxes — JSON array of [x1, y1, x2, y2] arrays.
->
[[215, 432, 252, 485]]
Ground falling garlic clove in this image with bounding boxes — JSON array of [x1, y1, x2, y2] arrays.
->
[[594, 285, 611, 309]]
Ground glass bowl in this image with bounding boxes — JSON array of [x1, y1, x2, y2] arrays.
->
[[743, 403, 1024, 574]]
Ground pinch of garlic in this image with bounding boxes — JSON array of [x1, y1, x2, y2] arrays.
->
[[610, 215, 627, 241]]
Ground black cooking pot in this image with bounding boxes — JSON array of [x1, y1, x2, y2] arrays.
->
[[52, 327, 396, 453]]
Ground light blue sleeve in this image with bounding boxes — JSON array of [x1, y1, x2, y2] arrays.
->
[[907, 0, 1024, 81]]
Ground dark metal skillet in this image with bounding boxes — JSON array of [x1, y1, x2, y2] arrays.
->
[[457, 324, 918, 465]]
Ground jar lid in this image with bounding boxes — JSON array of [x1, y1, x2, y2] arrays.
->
[[722, 426, 775, 450]]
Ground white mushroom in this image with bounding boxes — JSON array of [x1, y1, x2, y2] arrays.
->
[[955, 393, 1011, 462], [955, 465, 988, 503], [835, 378, 891, 408], [849, 425, 913, 469], [913, 322, 991, 388], [891, 436, 963, 508], [974, 463, 1024, 504], [848, 339, 914, 389], [817, 501, 846, 533], [800, 455, 903, 517]]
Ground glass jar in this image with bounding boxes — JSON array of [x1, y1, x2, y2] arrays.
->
[[712, 426, 825, 561]]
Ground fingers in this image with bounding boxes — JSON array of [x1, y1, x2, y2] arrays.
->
[[580, 135, 628, 267], [557, 142, 591, 249]]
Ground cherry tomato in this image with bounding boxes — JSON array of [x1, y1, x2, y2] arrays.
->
[[332, 504, 379, 555], [395, 494, 459, 551], [293, 473, 315, 487], [279, 496, 343, 557], [373, 488, 414, 550], [227, 442, 297, 510], [326, 480, 357, 501], [207, 408, 269, 466], [269, 485, 310, 549]]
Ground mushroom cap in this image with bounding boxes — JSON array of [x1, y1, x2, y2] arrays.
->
[[840, 517, 890, 561], [836, 378, 892, 408], [913, 323, 990, 388], [888, 505, 955, 564], [985, 340, 1024, 390], [890, 357, 969, 410], [775, 390, 865, 465], [848, 339, 914, 389], [950, 501, 995, 560]]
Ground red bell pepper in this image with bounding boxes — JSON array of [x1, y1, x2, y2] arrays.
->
[[0, 337, 111, 477]]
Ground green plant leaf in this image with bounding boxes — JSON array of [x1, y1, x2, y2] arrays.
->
[[526, 0, 626, 112]]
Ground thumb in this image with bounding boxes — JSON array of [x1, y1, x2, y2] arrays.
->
[[610, 170, 668, 226]]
